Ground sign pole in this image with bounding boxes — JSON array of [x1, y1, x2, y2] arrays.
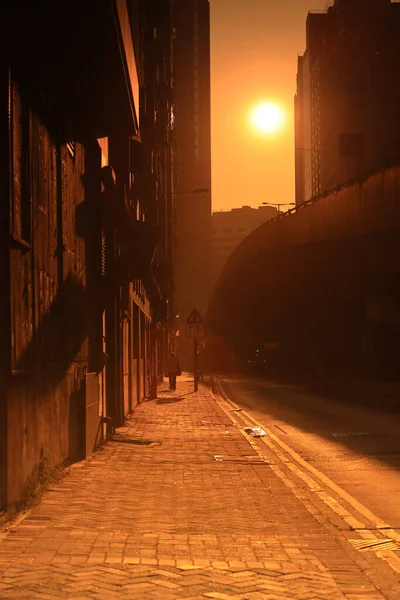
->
[[185, 309, 203, 392], [194, 337, 198, 392]]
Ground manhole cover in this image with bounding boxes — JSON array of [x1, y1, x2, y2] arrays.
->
[[349, 538, 400, 552], [214, 455, 272, 464]]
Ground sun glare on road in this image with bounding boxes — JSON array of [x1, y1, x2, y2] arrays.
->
[[249, 101, 286, 136]]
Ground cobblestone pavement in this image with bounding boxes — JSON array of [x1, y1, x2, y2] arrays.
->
[[0, 377, 400, 599]]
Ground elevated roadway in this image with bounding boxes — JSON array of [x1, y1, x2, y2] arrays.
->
[[207, 166, 400, 374]]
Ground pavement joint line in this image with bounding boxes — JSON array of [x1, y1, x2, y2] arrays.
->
[[214, 379, 400, 575]]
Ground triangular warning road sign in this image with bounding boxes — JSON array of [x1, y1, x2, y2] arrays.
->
[[186, 308, 203, 324]]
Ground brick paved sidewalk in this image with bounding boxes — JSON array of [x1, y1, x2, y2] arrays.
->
[[0, 376, 399, 599]]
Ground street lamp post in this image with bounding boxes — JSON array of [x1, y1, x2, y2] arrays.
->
[[262, 202, 295, 212]]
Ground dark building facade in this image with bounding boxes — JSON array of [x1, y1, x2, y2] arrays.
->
[[0, 0, 176, 516], [295, 0, 400, 205], [173, 0, 212, 368]]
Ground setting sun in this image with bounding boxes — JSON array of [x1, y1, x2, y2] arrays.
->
[[250, 101, 286, 136]]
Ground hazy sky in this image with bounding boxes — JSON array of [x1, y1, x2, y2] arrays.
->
[[210, 0, 331, 211]]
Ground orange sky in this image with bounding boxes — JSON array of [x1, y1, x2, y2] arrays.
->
[[210, 0, 331, 211]]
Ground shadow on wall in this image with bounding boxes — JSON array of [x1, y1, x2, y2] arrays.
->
[[16, 274, 89, 393], [7, 273, 94, 508], [7, 159, 159, 509]]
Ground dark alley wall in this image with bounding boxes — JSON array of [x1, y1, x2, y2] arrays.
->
[[7, 80, 94, 508], [1, 0, 179, 516]]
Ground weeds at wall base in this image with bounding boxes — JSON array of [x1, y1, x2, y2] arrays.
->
[[16, 455, 70, 515]]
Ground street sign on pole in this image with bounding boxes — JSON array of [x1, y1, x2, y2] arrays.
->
[[185, 308, 204, 340], [185, 323, 205, 339]]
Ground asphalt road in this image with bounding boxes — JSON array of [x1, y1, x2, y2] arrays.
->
[[220, 376, 400, 527]]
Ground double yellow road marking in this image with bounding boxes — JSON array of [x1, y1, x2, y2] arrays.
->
[[212, 379, 400, 574]]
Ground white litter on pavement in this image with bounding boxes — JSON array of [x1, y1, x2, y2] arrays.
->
[[244, 427, 266, 438]]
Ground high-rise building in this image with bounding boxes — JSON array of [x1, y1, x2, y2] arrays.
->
[[295, 0, 400, 206], [173, 0, 212, 367]]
